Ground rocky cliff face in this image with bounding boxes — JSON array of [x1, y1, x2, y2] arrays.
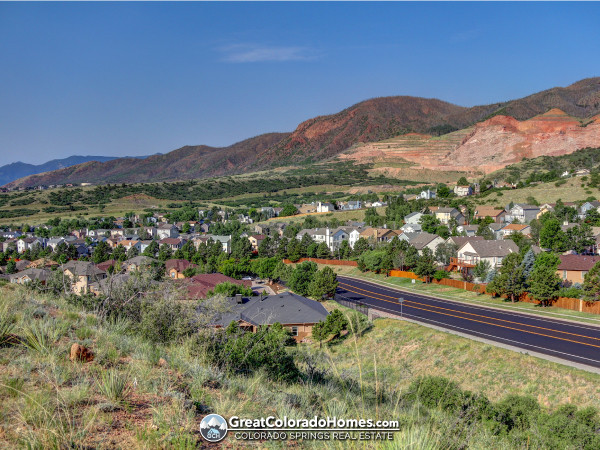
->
[[341, 109, 600, 174]]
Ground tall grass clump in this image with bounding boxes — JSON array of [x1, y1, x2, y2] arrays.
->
[[21, 320, 58, 355], [98, 369, 131, 406]]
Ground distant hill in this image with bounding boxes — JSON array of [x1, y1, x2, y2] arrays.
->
[[5, 77, 600, 188], [0, 154, 156, 186]]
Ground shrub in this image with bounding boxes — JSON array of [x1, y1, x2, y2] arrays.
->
[[433, 270, 450, 281], [206, 282, 253, 298], [139, 295, 194, 344], [201, 323, 299, 382], [21, 320, 57, 355], [492, 395, 540, 434]]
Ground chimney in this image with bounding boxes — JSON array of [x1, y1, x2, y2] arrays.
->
[[236, 294, 243, 304]]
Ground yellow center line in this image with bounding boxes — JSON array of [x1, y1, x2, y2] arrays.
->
[[338, 283, 600, 349], [339, 281, 600, 342]]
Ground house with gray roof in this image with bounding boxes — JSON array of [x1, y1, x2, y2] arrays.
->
[[211, 292, 329, 342], [457, 240, 519, 269]]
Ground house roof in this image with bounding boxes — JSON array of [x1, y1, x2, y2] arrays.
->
[[212, 291, 329, 327], [460, 240, 519, 257], [558, 255, 600, 271], [446, 236, 484, 247], [62, 261, 106, 277], [159, 238, 182, 246], [96, 259, 117, 271], [8, 268, 51, 282], [165, 259, 197, 272], [474, 207, 505, 217], [124, 256, 156, 267], [502, 224, 530, 231], [186, 273, 251, 299], [408, 232, 441, 250]]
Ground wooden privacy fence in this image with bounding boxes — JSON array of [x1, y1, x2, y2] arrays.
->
[[389, 269, 598, 314], [283, 258, 358, 267]]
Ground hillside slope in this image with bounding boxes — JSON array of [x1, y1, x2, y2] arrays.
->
[[341, 109, 600, 175], [6, 77, 600, 188]]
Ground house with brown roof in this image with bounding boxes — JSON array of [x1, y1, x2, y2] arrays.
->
[[500, 223, 532, 238], [165, 259, 197, 279], [185, 273, 252, 299], [557, 255, 600, 285], [359, 227, 398, 244], [474, 207, 506, 224], [159, 237, 183, 251]]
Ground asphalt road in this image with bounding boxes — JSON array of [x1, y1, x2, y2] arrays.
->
[[337, 276, 600, 369]]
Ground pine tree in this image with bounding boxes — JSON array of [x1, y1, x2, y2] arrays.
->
[[583, 262, 600, 302]]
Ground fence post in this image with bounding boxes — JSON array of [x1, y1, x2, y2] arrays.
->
[[580, 299, 583, 312]]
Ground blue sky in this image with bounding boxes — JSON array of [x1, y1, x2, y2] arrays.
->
[[1, 2, 599, 166]]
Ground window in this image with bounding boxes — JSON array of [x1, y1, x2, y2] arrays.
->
[[563, 270, 567, 280], [291, 326, 298, 336]]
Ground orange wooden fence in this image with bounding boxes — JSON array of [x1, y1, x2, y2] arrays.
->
[[389, 270, 595, 313], [283, 258, 358, 267]]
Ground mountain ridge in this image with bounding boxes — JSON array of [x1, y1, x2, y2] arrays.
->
[[5, 77, 600, 188], [0, 154, 157, 186]]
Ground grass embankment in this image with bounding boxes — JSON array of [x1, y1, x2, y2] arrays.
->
[[4, 282, 600, 447], [476, 177, 593, 206], [325, 265, 600, 326], [324, 301, 600, 411]]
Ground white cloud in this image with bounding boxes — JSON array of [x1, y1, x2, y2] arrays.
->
[[219, 44, 320, 63]]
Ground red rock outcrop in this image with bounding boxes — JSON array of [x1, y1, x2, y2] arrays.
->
[[342, 109, 600, 174]]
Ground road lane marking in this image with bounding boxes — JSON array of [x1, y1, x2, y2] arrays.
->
[[338, 284, 600, 349], [339, 281, 600, 342]]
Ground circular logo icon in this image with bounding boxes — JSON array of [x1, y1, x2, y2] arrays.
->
[[200, 414, 228, 442]]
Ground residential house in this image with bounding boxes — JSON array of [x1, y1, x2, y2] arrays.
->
[[407, 232, 445, 255], [87, 229, 110, 238], [17, 237, 45, 253], [505, 204, 540, 224], [316, 202, 335, 213], [404, 212, 424, 225], [500, 223, 532, 239], [400, 223, 422, 233], [159, 237, 183, 251], [456, 240, 519, 269], [119, 240, 142, 252], [348, 229, 362, 249], [339, 200, 362, 211], [446, 235, 484, 249], [580, 201, 600, 218], [7, 268, 51, 285], [186, 273, 252, 299], [62, 261, 107, 295], [0, 230, 22, 239], [359, 227, 398, 245], [138, 240, 153, 254], [557, 255, 600, 285], [456, 225, 479, 237], [110, 229, 125, 238], [46, 237, 66, 251], [473, 207, 506, 224], [123, 256, 156, 273], [254, 224, 269, 235], [165, 259, 198, 279], [431, 207, 465, 225], [248, 234, 266, 252], [454, 185, 473, 197], [211, 291, 329, 342], [191, 235, 232, 253], [157, 223, 179, 239], [420, 189, 436, 200]]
